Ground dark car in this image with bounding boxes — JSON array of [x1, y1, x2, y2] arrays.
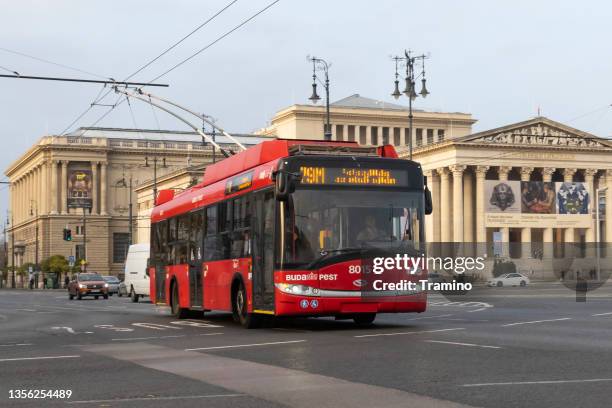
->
[[68, 273, 109, 300], [102, 276, 121, 296]]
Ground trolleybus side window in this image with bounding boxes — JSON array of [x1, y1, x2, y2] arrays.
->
[[218, 201, 232, 259], [231, 196, 251, 258], [204, 205, 219, 261], [190, 211, 203, 261], [175, 214, 190, 264]]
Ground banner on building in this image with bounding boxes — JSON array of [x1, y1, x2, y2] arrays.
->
[[484, 180, 590, 227], [67, 170, 93, 209]]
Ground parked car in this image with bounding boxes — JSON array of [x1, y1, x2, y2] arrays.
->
[[428, 273, 447, 284], [102, 275, 121, 295], [487, 273, 530, 287], [123, 243, 150, 303], [68, 273, 109, 300], [118, 281, 128, 297]]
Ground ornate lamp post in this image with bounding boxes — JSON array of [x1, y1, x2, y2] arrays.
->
[[391, 50, 430, 160], [307, 56, 331, 141]]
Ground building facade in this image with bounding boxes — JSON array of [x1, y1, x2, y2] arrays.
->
[[256, 94, 476, 147], [5, 127, 266, 285], [407, 117, 612, 278]]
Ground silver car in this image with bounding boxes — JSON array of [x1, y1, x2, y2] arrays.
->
[[102, 275, 121, 295]]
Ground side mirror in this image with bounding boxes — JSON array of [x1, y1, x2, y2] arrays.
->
[[424, 176, 433, 215], [274, 170, 300, 201]]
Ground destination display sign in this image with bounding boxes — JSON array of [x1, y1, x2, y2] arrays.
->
[[299, 166, 408, 187]]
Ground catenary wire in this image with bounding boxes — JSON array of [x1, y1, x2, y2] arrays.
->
[[0, 46, 110, 80]]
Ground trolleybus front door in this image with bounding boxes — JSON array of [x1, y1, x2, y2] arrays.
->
[[251, 190, 275, 311]]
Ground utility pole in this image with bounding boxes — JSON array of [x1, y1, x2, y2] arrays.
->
[[10, 213, 15, 289], [308, 56, 332, 140], [82, 207, 87, 272], [128, 176, 133, 245]]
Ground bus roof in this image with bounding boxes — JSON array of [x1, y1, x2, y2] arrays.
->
[[151, 139, 402, 221], [195, 139, 365, 190]]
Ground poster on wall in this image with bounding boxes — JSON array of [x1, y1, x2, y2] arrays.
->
[[484, 180, 591, 227], [485, 180, 520, 213], [521, 181, 555, 214], [67, 170, 93, 209], [556, 182, 589, 214]]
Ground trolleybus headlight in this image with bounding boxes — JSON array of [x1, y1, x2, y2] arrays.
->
[[275, 283, 320, 297]]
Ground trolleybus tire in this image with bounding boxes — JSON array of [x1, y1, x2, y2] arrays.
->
[[171, 281, 189, 319], [353, 313, 376, 326], [232, 279, 261, 329]]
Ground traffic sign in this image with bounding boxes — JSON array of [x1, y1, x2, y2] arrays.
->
[[68, 255, 75, 267]]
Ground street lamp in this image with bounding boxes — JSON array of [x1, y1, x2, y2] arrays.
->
[[596, 187, 608, 281], [391, 50, 430, 160], [307, 56, 331, 141], [29, 201, 40, 288]]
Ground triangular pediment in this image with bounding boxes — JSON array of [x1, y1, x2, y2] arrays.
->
[[455, 117, 611, 149]]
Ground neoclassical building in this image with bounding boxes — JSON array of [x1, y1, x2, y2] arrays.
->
[[256, 94, 475, 147], [5, 127, 266, 284], [406, 117, 612, 277]]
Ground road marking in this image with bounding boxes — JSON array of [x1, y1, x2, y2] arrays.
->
[[171, 320, 223, 328], [112, 335, 187, 342], [51, 326, 76, 334], [592, 312, 612, 316], [462, 378, 612, 387], [133, 322, 182, 330], [406, 314, 454, 320], [66, 394, 244, 404], [198, 333, 224, 336], [425, 340, 501, 349], [0, 343, 33, 347], [16, 308, 36, 312], [185, 340, 306, 351], [354, 328, 465, 338], [501, 317, 572, 327], [0, 355, 80, 362]]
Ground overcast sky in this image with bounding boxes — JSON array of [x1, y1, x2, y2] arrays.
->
[[1, 0, 611, 219]]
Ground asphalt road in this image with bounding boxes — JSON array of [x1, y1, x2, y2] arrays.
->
[[1, 282, 612, 408]]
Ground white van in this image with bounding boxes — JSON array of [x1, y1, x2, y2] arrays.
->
[[123, 244, 150, 302]]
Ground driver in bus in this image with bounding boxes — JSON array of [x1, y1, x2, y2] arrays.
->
[[357, 215, 386, 242]]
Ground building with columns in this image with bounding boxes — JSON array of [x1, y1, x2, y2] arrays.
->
[[4, 127, 266, 285], [256, 94, 475, 147], [407, 116, 612, 278]]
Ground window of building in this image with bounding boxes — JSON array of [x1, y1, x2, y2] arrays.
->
[[438, 129, 445, 142], [75, 225, 85, 236], [75, 244, 85, 261], [393, 128, 401, 146], [416, 128, 423, 147], [371, 127, 378, 145], [113, 233, 130, 263], [427, 129, 434, 144]]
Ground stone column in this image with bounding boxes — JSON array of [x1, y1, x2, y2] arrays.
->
[[607, 170, 612, 244], [520, 167, 533, 257], [463, 170, 474, 243], [91, 162, 98, 215], [366, 126, 372, 146], [424, 170, 435, 243], [498, 166, 512, 254], [331, 123, 336, 140], [450, 165, 466, 243], [431, 170, 441, 242], [542, 167, 555, 259], [100, 162, 108, 215], [439, 167, 451, 242], [60, 160, 68, 214], [475, 166, 489, 244], [563, 168, 578, 244], [50, 161, 58, 215], [400, 128, 406, 146], [584, 169, 597, 244], [40, 161, 48, 215]]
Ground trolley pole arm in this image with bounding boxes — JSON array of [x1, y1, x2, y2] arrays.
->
[[114, 87, 232, 158], [136, 89, 247, 151]]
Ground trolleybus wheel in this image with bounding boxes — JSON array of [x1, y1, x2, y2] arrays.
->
[[353, 313, 376, 327], [171, 281, 189, 319], [233, 280, 261, 329]]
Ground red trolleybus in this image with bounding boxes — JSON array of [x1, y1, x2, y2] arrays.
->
[[149, 139, 432, 327]]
